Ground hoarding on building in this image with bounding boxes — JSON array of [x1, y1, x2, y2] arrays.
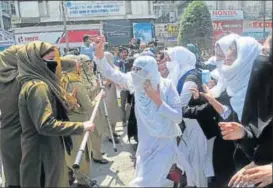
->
[[103, 20, 132, 46], [155, 23, 179, 42], [243, 21, 272, 43], [65, 1, 126, 17], [213, 20, 243, 41], [133, 22, 153, 43], [15, 30, 100, 47], [210, 10, 244, 21], [210, 10, 244, 44]]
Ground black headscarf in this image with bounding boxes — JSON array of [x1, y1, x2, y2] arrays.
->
[[241, 42, 273, 138]]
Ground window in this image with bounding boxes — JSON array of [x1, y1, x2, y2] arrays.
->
[[10, 3, 16, 15], [38, 0, 49, 17], [1, 2, 10, 14]]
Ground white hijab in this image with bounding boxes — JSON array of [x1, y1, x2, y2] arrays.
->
[[130, 55, 181, 137], [166, 46, 197, 87], [220, 36, 262, 121], [210, 34, 240, 98]]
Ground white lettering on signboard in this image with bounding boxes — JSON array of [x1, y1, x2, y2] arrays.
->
[[65, 1, 126, 17], [210, 10, 244, 20]]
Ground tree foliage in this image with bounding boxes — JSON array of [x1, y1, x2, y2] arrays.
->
[[178, 1, 213, 56]]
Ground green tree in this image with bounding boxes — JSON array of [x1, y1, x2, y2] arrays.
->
[[178, 1, 213, 57]]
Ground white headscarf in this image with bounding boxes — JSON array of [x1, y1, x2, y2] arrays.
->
[[220, 36, 262, 121], [209, 34, 240, 98], [130, 55, 181, 137], [166, 46, 197, 87]]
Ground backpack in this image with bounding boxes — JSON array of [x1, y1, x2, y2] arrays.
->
[[177, 69, 203, 95]]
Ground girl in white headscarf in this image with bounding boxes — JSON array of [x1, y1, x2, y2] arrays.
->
[[94, 37, 195, 187], [208, 34, 240, 98], [166, 46, 211, 187], [201, 37, 262, 123]]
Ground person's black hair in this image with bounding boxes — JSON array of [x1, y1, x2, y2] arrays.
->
[[126, 57, 136, 71], [157, 51, 165, 61], [119, 47, 129, 54], [83, 35, 89, 42]]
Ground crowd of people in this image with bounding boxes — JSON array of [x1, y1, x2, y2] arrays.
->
[[0, 32, 272, 188]]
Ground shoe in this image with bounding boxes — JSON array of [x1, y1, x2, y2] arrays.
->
[[93, 158, 109, 164], [108, 137, 120, 144]]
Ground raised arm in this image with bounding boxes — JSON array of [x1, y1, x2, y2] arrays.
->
[[94, 36, 130, 89], [95, 56, 129, 88]]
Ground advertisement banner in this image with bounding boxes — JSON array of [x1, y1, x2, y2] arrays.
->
[[133, 23, 153, 43], [65, 1, 126, 17], [210, 10, 244, 21], [243, 21, 272, 43], [243, 21, 272, 31], [103, 20, 132, 46], [213, 20, 243, 42], [155, 23, 179, 41], [15, 30, 100, 47]]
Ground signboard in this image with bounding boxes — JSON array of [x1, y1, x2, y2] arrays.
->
[[243, 21, 272, 43], [103, 20, 132, 46], [133, 23, 153, 43], [15, 30, 100, 46], [65, 1, 126, 17], [210, 10, 244, 21], [243, 21, 272, 32], [213, 20, 243, 42], [155, 23, 179, 41]]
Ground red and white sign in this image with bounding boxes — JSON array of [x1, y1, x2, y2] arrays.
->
[[15, 30, 100, 47], [243, 21, 272, 43], [210, 10, 244, 21], [243, 21, 272, 32], [213, 20, 243, 42]]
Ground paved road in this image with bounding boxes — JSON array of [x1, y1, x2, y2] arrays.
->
[[90, 122, 137, 187]]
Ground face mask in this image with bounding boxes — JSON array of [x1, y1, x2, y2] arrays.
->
[[44, 60, 58, 73], [131, 71, 147, 91], [215, 60, 224, 69]]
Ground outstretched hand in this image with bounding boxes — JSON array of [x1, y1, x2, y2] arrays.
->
[[83, 121, 96, 132], [189, 87, 200, 99], [200, 84, 214, 101], [218, 122, 246, 140]]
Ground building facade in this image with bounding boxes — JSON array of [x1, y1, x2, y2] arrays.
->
[[11, 1, 156, 47], [153, 1, 272, 46], [0, 1, 16, 51]]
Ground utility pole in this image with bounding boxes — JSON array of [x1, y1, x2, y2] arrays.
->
[[263, 1, 266, 41], [61, 1, 69, 50]]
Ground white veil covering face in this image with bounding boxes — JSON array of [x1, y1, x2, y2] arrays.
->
[[166, 46, 197, 87], [221, 36, 262, 121], [129, 55, 181, 138], [209, 33, 240, 98]]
